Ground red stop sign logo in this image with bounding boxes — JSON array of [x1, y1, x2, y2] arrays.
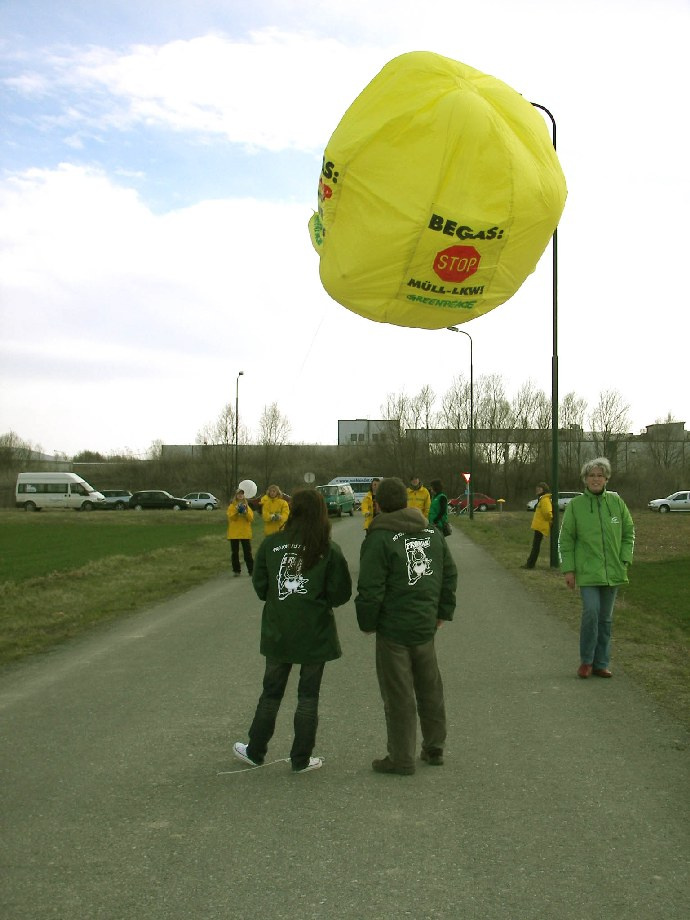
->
[[433, 245, 481, 283]]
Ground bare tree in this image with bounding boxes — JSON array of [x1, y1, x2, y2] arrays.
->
[[507, 380, 550, 490], [589, 390, 631, 459], [0, 430, 42, 476], [560, 391, 588, 481], [379, 392, 415, 476], [437, 374, 472, 489], [257, 403, 291, 488], [379, 389, 438, 479], [195, 404, 239, 500], [474, 374, 511, 493], [644, 413, 686, 476]]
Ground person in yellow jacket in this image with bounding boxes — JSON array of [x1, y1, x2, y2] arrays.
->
[[522, 482, 553, 569], [261, 484, 290, 535], [407, 475, 431, 519], [361, 478, 381, 530], [227, 488, 254, 576]]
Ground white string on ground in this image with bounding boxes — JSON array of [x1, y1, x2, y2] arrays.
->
[[217, 757, 290, 775], [217, 755, 326, 775]]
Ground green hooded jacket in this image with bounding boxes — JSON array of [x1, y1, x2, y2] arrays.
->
[[558, 488, 635, 586], [355, 506, 457, 645]]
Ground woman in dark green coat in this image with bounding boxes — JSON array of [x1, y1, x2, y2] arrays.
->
[[233, 489, 352, 773]]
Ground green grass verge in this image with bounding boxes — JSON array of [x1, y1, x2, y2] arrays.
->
[[0, 510, 226, 581], [453, 510, 690, 733], [0, 511, 248, 665]]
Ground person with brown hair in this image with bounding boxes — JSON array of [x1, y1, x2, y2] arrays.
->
[[261, 484, 290, 535], [522, 481, 552, 569], [406, 475, 431, 519], [361, 477, 380, 530], [226, 488, 254, 576], [356, 477, 457, 775], [233, 489, 352, 773]]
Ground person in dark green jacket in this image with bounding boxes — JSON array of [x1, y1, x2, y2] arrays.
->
[[355, 477, 457, 775], [233, 489, 352, 773], [559, 457, 635, 679], [428, 478, 449, 533]]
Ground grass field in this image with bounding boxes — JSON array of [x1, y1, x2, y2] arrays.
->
[[0, 510, 228, 582], [0, 510, 236, 665], [1, 507, 688, 731]]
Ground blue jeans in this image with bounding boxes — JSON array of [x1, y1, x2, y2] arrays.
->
[[246, 659, 325, 770], [579, 586, 618, 669]]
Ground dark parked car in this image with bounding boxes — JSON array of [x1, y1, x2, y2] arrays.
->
[[99, 489, 133, 510], [449, 492, 497, 513], [129, 490, 191, 511]]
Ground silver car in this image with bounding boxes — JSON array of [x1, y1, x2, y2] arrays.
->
[[526, 491, 582, 512], [100, 489, 133, 510], [648, 491, 690, 513], [183, 491, 219, 510]]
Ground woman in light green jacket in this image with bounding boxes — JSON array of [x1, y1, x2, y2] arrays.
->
[[559, 458, 635, 680]]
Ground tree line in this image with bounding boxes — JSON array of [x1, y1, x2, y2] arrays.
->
[[0, 378, 686, 509]]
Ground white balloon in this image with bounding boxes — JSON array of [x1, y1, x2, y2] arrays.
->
[[238, 479, 257, 499]]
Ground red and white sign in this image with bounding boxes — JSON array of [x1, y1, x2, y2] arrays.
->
[[462, 472, 471, 483], [433, 245, 481, 283]]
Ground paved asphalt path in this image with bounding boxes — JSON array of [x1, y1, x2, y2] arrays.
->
[[1, 517, 688, 920]]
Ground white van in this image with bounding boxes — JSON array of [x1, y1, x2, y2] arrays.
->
[[16, 472, 107, 512], [328, 476, 383, 507]]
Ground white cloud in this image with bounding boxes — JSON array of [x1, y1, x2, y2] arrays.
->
[[7, 31, 388, 152], [1, 2, 689, 456]]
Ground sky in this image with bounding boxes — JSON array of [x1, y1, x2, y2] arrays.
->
[[1, 0, 688, 458]]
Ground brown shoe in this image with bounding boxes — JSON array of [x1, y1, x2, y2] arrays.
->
[[421, 749, 444, 766], [592, 668, 612, 678], [577, 663, 593, 679], [372, 757, 415, 776]]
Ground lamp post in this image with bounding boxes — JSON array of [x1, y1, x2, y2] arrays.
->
[[233, 371, 244, 492], [447, 326, 474, 521], [531, 102, 560, 567]]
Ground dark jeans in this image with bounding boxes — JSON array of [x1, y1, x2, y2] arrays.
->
[[524, 531, 544, 568], [246, 659, 325, 770], [230, 539, 253, 574], [375, 634, 446, 771]]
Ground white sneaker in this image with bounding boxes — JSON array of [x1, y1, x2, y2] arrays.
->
[[293, 757, 323, 773], [233, 741, 260, 766]]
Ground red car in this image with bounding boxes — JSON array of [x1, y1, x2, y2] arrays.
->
[[449, 492, 497, 513]]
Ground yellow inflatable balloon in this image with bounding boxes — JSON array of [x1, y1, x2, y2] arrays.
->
[[309, 52, 567, 330]]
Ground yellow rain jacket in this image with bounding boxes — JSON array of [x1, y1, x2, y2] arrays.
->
[[407, 486, 431, 518], [361, 491, 378, 530], [227, 500, 254, 540], [530, 493, 553, 537], [262, 495, 290, 535]]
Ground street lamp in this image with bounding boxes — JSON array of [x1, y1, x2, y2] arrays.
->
[[447, 326, 474, 521], [233, 371, 244, 492], [531, 102, 560, 567]]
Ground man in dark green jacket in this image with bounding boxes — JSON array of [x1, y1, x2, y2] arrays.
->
[[355, 477, 457, 775]]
